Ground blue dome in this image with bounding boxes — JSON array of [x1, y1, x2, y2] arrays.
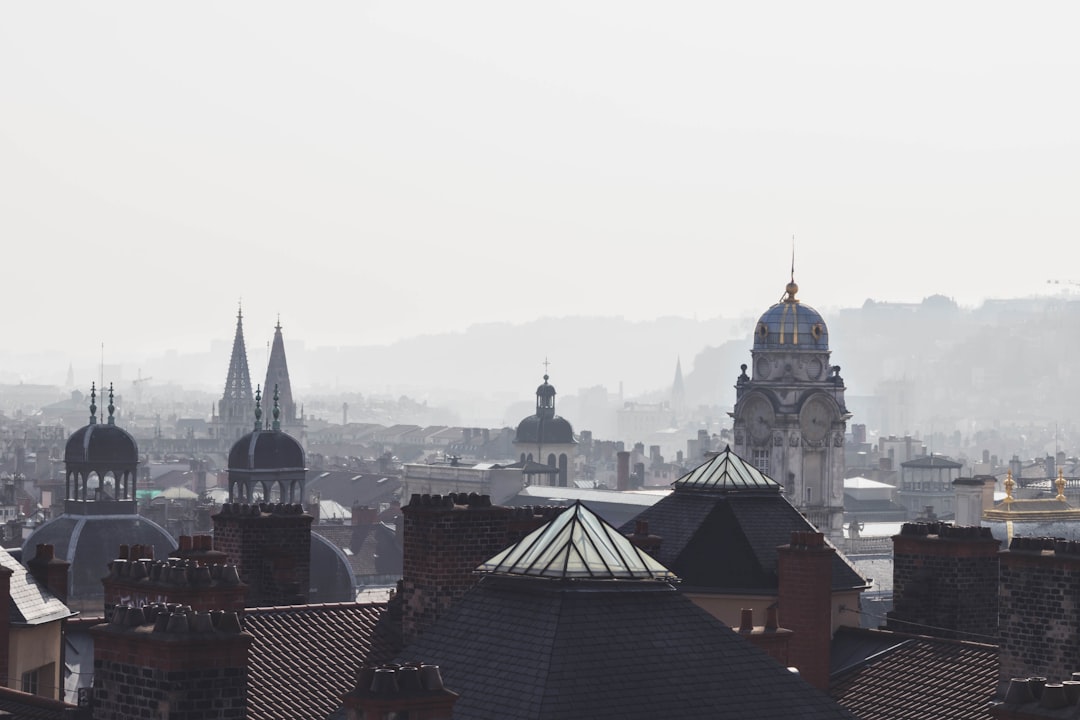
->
[[753, 282, 829, 351]]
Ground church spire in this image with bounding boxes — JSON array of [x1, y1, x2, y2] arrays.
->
[[263, 317, 296, 425], [223, 306, 254, 403]]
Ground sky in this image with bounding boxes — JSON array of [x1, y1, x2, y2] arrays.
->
[[3, 2, 1080, 364]]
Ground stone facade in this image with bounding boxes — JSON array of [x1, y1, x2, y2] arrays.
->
[[400, 493, 558, 644], [91, 604, 251, 720], [888, 522, 1000, 641], [999, 537, 1080, 684], [212, 503, 312, 607]]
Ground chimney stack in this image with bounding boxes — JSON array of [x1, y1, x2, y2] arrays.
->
[[736, 606, 793, 667], [26, 543, 69, 605], [343, 663, 458, 720], [616, 451, 631, 491], [777, 531, 834, 690]]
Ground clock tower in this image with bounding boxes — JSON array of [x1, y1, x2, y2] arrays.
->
[[731, 277, 850, 539]]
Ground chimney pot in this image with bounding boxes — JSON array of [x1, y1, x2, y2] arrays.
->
[[766, 605, 779, 630], [739, 608, 753, 633], [1003, 678, 1035, 704], [419, 665, 445, 691], [370, 668, 399, 694], [1041, 683, 1069, 710]]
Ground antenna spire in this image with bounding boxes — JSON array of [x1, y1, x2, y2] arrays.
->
[[791, 235, 796, 283]]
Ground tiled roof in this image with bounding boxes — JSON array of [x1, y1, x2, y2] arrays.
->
[[619, 489, 866, 592], [478, 502, 674, 580], [244, 601, 402, 720], [829, 627, 998, 720], [400, 575, 855, 720], [0, 686, 76, 719], [673, 445, 780, 491], [0, 548, 70, 625]]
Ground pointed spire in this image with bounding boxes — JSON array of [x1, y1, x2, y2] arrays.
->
[[264, 317, 296, 426], [223, 306, 254, 402], [89, 383, 98, 425], [272, 384, 281, 431], [478, 501, 675, 580], [107, 382, 116, 425], [254, 385, 263, 431]]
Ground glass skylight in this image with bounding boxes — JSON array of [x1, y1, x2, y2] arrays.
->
[[673, 445, 780, 491]]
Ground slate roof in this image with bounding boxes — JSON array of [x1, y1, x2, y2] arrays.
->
[[479, 501, 674, 580], [0, 686, 76, 719], [311, 522, 403, 580], [901, 454, 963, 469], [620, 486, 866, 592], [0, 548, 71, 625], [305, 471, 401, 509], [399, 574, 854, 720], [829, 627, 998, 720], [244, 601, 401, 720]]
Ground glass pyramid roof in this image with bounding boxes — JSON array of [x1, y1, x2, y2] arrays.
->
[[478, 501, 676, 580], [673, 445, 781, 492]]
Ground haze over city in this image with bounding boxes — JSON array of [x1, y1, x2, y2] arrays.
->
[[4, 2, 1080, 371]]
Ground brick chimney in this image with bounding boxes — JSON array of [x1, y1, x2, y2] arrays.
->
[[212, 502, 312, 607], [626, 519, 661, 555], [102, 545, 247, 617], [352, 504, 379, 526], [737, 606, 792, 667], [0, 565, 11, 694], [616, 451, 631, 491], [92, 604, 252, 719], [777, 531, 834, 690], [888, 523, 1000, 641], [998, 536, 1080, 690], [26, 543, 69, 604], [343, 664, 458, 720], [400, 494, 556, 644]]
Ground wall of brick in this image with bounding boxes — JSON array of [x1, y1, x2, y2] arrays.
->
[[91, 604, 251, 720], [778, 531, 834, 691], [401, 493, 559, 644], [212, 503, 312, 607], [999, 536, 1080, 683], [888, 523, 1001, 641]]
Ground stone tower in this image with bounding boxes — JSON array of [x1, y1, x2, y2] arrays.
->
[[215, 306, 255, 443], [731, 276, 850, 538], [512, 372, 577, 487]]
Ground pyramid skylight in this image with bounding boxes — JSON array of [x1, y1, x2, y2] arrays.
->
[[673, 445, 781, 492], [478, 501, 676, 580]]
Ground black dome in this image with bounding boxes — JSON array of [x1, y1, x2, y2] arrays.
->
[[23, 515, 176, 603], [515, 415, 575, 445], [228, 429, 305, 471], [64, 424, 138, 466]]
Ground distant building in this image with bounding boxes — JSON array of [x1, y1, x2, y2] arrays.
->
[[512, 373, 577, 487], [731, 276, 850, 538], [896, 454, 963, 518]]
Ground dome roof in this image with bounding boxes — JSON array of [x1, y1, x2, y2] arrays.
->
[[23, 515, 177, 602], [515, 415, 576, 445], [64, 423, 138, 466], [228, 429, 306, 471], [753, 281, 829, 351]]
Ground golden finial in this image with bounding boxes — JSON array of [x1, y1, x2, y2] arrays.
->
[[1004, 469, 1015, 508], [1056, 467, 1067, 502]]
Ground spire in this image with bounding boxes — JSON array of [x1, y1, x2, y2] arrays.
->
[[107, 382, 116, 425], [263, 317, 296, 425], [89, 383, 97, 425], [272, 384, 281, 432], [784, 235, 799, 302], [254, 385, 263, 431], [223, 306, 254, 403]]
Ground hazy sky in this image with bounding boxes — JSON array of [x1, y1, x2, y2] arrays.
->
[[4, 2, 1080, 362]]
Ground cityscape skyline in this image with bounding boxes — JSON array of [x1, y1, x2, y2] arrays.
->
[[4, 3, 1080, 358]]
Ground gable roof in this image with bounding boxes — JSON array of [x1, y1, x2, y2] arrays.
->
[[829, 627, 998, 720], [399, 575, 854, 720], [243, 602, 401, 720], [0, 548, 71, 626], [478, 501, 674, 580], [673, 445, 780, 491]]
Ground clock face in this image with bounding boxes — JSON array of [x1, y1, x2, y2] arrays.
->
[[799, 395, 833, 443], [806, 357, 823, 380], [741, 395, 775, 444], [755, 357, 771, 380]]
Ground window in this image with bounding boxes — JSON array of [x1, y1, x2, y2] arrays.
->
[[21, 669, 38, 696], [751, 449, 769, 475]]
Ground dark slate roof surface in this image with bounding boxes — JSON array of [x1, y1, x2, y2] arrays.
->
[[620, 491, 866, 592], [0, 687, 75, 719], [244, 601, 401, 720], [0, 548, 70, 625], [829, 627, 998, 720], [401, 575, 854, 720]]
